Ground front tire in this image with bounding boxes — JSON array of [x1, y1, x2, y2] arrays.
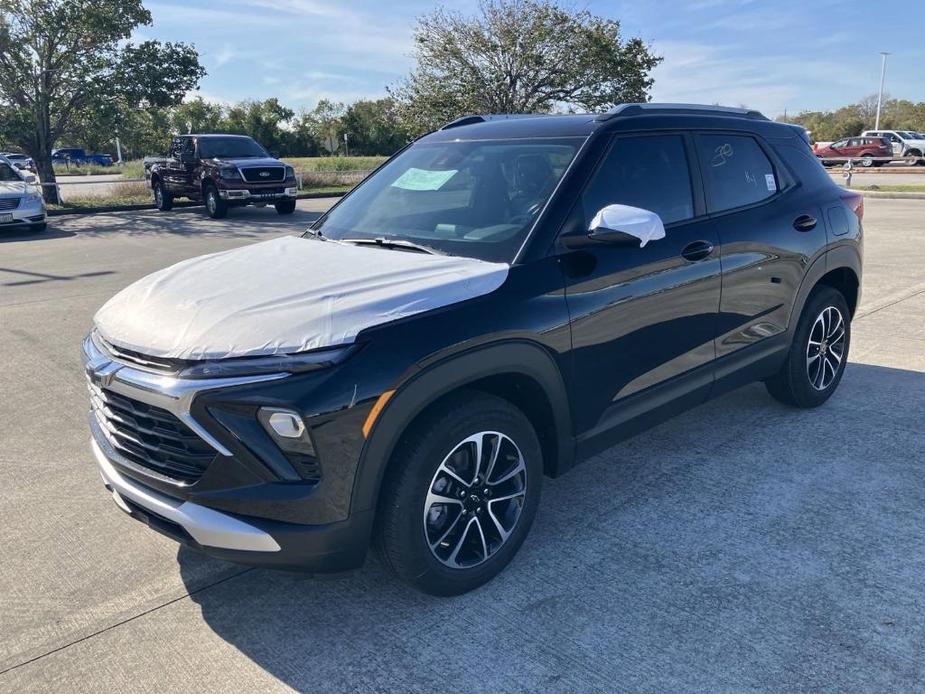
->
[[153, 180, 173, 211], [376, 392, 542, 596], [204, 184, 227, 219], [765, 286, 851, 408], [275, 199, 296, 215]]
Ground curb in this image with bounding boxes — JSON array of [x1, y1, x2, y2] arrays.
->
[[854, 190, 925, 200], [47, 191, 347, 217]]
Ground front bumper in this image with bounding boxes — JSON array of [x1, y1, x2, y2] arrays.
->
[[0, 196, 45, 228], [92, 430, 373, 571], [83, 334, 376, 572], [219, 185, 298, 202]]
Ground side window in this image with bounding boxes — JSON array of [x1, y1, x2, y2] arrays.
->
[[581, 134, 694, 226], [697, 134, 778, 212], [169, 139, 183, 159]]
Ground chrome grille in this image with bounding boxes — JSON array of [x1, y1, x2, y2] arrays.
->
[[97, 335, 178, 374], [0, 197, 21, 211], [240, 166, 284, 183], [88, 378, 215, 483]]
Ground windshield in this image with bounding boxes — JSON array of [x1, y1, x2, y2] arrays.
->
[[899, 131, 917, 139], [197, 137, 268, 159], [0, 163, 21, 181], [311, 138, 581, 263]]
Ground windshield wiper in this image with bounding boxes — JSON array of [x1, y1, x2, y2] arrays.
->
[[339, 237, 444, 255]]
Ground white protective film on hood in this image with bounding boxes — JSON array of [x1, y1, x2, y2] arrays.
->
[[94, 235, 510, 360]]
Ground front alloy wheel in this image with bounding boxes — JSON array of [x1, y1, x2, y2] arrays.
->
[[424, 431, 527, 569], [376, 391, 542, 595]]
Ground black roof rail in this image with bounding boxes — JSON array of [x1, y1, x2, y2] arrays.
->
[[439, 113, 547, 130], [595, 103, 768, 122]]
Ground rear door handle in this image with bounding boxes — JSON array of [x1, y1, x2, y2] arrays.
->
[[681, 240, 714, 262], [793, 214, 817, 232]]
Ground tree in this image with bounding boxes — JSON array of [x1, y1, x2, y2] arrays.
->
[[296, 99, 346, 155], [392, 0, 662, 136], [0, 0, 204, 202], [341, 98, 409, 155], [222, 98, 294, 154]]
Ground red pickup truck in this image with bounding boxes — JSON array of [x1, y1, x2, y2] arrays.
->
[[148, 134, 298, 218]]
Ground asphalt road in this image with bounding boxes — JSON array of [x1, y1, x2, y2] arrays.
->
[[1, 199, 924, 692]]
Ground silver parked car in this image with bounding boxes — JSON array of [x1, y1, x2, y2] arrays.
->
[[0, 155, 47, 232]]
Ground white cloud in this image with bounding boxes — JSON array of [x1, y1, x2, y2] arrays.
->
[[214, 44, 236, 68]]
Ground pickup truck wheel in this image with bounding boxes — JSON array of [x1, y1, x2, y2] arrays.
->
[[765, 286, 851, 408], [204, 185, 227, 219], [376, 391, 542, 596], [152, 181, 172, 211], [275, 199, 296, 215]]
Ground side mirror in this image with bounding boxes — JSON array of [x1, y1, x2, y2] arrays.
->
[[588, 204, 666, 247], [24, 174, 36, 183]]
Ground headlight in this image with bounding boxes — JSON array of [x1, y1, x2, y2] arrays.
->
[[22, 191, 43, 205], [285, 165, 295, 179], [219, 167, 242, 180], [177, 344, 356, 379]]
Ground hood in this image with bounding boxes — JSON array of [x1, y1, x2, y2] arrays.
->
[[0, 181, 28, 195], [209, 157, 284, 168], [93, 235, 509, 361]]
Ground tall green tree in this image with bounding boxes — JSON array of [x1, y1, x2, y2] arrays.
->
[[392, 0, 662, 136], [341, 98, 408, 156], [222, 98, 294, 155], [0, 0, 204, 202]]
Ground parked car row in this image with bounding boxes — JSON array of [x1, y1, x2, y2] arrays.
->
[[0, 154, 47, 233], [813, 129, 925, 167]]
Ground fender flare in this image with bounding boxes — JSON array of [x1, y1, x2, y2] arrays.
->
[[350, 340, 574, 517], [787, 245, 861, 334]]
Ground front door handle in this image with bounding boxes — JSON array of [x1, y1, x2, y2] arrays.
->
[[681, 240, 714, 262], [793, 214, 817, 232]]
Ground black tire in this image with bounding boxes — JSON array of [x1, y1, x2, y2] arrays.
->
[[30, 222, 47, 232], [860, 154, 874, 167], [765, 286, 851, 408], [152, 180, 173, 211], [275, 198, 297, 215], [204, 184, 227, 219], [376, 391, 543, 596]]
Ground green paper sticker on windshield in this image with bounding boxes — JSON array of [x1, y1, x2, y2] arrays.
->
[[391, 167, 457, 191]]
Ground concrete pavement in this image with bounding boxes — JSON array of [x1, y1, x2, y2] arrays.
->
[[1, 198, 924, 692]]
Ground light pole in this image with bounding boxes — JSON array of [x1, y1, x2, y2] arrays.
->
[[875, 51, 890, 130]]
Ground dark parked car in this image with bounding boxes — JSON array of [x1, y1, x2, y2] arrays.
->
[[52, 147, 113, 167], [84, 104, 862, 595], [814, 136, 892, 167], [147, 134, 298, 218]]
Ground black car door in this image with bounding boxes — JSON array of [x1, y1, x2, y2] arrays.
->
[[692, 132, 826, 381], [558, 133, 722, 454]]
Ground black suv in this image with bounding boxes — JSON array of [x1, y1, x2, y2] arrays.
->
[[83, 104, 862, 595]]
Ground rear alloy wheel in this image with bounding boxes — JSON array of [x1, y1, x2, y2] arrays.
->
[[766, 286, 851, 408], [153, 180, 172, 211], [204, 185, 227, 219], [377, 392, 542, 595], [860, 154, 874, 167]]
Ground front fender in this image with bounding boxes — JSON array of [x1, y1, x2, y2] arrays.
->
[[350, 340, 574, 518]]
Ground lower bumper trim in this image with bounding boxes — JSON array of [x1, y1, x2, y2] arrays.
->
[[92, 437, 281, 552]]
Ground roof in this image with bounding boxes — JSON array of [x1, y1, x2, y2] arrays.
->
[[422, 103, 779, 142]]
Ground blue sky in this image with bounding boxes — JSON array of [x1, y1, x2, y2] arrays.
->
[[137, 0, 924, 118]]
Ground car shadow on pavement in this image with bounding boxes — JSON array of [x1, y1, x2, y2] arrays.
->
[[177, 362, 925, 691], [0, 225, 76, 243], [61, 206, 324, 240]]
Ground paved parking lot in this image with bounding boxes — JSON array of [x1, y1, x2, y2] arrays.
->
[[1, 199, 924, 692]]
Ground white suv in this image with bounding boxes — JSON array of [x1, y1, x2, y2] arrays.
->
[[861, 130, 925, 163]]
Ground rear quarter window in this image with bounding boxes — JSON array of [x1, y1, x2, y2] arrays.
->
[[697, 134, 778, 212]]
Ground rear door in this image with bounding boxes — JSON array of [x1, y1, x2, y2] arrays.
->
[[560, 132, 722, 448], [694, 132, 826, 369]]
